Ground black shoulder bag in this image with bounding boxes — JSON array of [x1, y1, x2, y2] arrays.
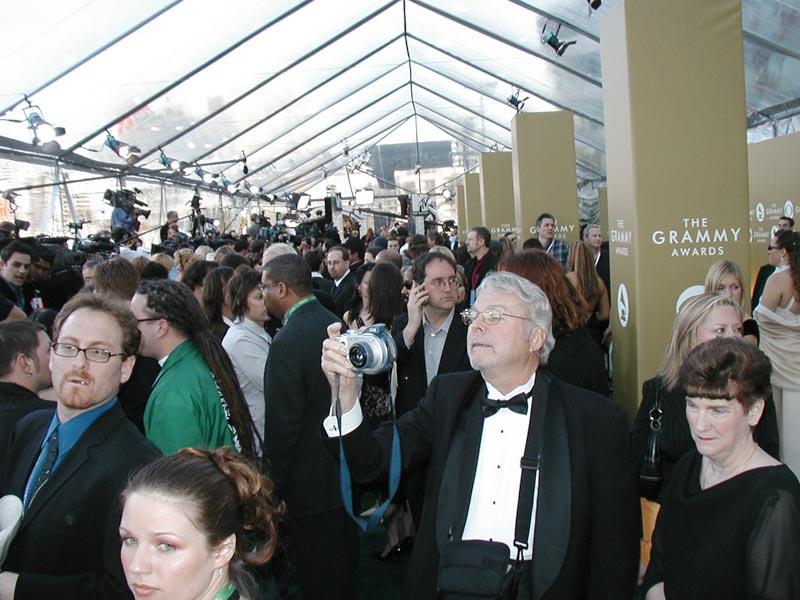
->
[[437, 391, 547, 600], [638, 385, 663, 501]]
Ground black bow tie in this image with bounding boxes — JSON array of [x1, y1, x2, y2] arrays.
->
[[481, 392, 530, 418]]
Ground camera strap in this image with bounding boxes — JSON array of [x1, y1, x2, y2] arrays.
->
[[334, 375, 402, 532]]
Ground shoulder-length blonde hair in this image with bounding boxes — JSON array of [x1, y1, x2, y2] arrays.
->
[[704, 260, 745, 312], [659, 293, 743, 390]]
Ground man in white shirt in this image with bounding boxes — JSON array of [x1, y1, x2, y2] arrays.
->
[[321, 271, 638, 600]]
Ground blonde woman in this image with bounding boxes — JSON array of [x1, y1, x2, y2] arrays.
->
[[173, 248, 195, 281], [704, 260, 758, 345], [631, 294, 779, 501]]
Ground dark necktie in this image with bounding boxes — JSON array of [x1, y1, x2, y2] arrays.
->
[[481, 392, 530, 418], [30, 428, 59, 502]]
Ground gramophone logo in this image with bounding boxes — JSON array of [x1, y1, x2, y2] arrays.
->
[[617, 284, 629, 328], [785, 200, 795, 218], [755, 203, 765, 223]]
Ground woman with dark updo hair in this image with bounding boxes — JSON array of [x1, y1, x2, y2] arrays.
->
[[119, 447, 279, 600]]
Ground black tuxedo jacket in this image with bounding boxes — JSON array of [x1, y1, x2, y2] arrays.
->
[[751, 263, 776, 309], [331, 270, 357, 317], [0, 383, 52, 453], [339, 369, 639, 600], [595, 248, 611, 294], [263, 299, 343, 518], [0, 402, 160, 600], [465, 252, 499, 294], [392, 311, 474, 416]]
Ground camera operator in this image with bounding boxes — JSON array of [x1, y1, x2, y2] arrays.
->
[[159, 210, 179, 242], [260, 253, 356, 600]]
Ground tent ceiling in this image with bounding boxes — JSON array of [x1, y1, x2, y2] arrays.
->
[[0, 0, 797, 195]]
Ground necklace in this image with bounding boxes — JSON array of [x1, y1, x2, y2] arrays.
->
[[212, 581, 236, 600], [701, 443, 759, 489]]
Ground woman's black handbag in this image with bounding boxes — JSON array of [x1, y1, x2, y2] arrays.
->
[[438, 540, 513, 599], [638, 387, 663, 500]]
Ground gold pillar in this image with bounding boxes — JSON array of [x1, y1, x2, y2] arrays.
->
[[511, 111, 580, 243], [598, 187, 609, 240], [464, 172, 482, 231], [601, 0, 751, 419], [748, 132, 800, 285], [479, 152, 519, 239], [456, 184, 468, 237]]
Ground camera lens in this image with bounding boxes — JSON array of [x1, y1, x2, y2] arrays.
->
[[349, 345, 368, 369]]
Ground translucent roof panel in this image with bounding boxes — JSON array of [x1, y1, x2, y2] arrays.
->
[[0, 0, 178, 104], [405, 1, 604, 122], [742, 38, 800, 111], [0, 0, 315, 148], [151, 40, 409, 172], [227, 70, 411, 178]]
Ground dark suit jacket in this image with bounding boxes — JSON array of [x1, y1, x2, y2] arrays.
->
[[339, 369, 639, 600], [263, 299, 343, 518], [392, 311, 473, 416], [595, 248, 611, 294], [751, 263, 775, 309], [331, 270, 357, 317], [465, 252, 499, 294], [0, 382, 52, 453], [0, 401, 160, 600], [312, 275, 334, 294]]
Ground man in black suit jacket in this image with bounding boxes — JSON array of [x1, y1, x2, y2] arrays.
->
[[0, 293, 160, 600], [327, 246, 357, 317], [261, 253, 357, 600], [322, 272, 639, 600], [0, 321, 53, 452], [464, 226, 499, 304]]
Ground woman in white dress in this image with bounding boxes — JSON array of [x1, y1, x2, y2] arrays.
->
[[754, 230, 800, 474]]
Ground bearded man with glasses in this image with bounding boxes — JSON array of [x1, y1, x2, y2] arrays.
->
[[321, 271, 638, 600], [0, 294, 159, 600]]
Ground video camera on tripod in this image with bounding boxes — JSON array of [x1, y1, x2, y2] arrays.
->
[[104, 188, 151, 220]]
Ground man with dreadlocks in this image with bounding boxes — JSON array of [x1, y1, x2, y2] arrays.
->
[[130, 279, 259, 459]]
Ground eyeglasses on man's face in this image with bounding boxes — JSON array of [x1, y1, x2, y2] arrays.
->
[[51, 342, 124, 363], [426, 276, 460, 290], [460, 308, 529, 327]]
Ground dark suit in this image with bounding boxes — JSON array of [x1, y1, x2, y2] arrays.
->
[[331, 270, 357, 317], [595, 248, 611, 294], [0, 401, 160, 600], [312, 274, 334, 294], [338, 369, 639, 600], [465, 253, 499, 296], [751, 263, 775, 309], [0, 382, 52, 452], [392, 311, 474, 522], [263, 298, 357, 600]]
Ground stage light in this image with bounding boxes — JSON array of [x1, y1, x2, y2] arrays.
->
[[296, 194, 311, 211], [220, 176, 239, 194], [158, 150, 183, 172], [195, 166, 216, 185], [507, 87, 529, 113], [588, 0, 601, 9], [442, 188, 452, 199], [541, 22, 576, 56], [247, 182, 260, 194], [22, 100, 65, 146], [105, 132, 140, 165], [240, 151, 249, 175], [3, 191, 20, 204]]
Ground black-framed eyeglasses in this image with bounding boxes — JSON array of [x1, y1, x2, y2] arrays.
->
[[52, 343, 125, 364], [767, 245, 779, 251], [460, 308, 530, 327], [136, 317, 162, 324]]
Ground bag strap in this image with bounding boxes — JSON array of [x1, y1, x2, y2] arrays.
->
[[648, 382, 663, 432], [512, 388, 549, 562]]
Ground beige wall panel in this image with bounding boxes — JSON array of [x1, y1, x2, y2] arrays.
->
[[464, 173, 482, 231], [479, 152, 519, 238], [747, 131, 800, 287], [601, 0, 750, 419], [511, 111, 580, 243]]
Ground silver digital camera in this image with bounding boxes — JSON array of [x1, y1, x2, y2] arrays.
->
[[336, 323, 397, 375]]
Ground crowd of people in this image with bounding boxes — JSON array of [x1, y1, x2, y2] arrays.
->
[[0, 210, 798, 600]]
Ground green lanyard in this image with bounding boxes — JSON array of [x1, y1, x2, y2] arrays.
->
[[212, 581, 236, 600], [283, 295, 316, 325]]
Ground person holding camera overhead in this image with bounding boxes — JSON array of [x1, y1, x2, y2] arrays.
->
[[260, 253, 357, 600], [321, 271, 639, 600]]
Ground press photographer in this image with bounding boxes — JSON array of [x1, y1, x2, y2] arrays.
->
[[105, 187, 150, 235]]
